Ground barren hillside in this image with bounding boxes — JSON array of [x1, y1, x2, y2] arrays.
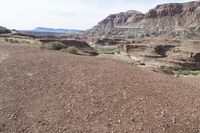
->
[[0, 43, 200, 133]]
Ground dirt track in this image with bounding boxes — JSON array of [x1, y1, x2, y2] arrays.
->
[[0, 44, 200, 133]]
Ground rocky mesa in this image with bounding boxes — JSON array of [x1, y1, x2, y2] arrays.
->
[[87, 1, 200, 37]]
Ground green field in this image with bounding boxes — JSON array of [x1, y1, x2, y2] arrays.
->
[[173, 69, 200, 76], [95, 46, 118, 54]]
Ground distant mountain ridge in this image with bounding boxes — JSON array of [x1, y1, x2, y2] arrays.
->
[[31, 27, 82, 33]]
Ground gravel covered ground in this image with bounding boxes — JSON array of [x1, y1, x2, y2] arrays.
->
[[0, 44, 200, 133]]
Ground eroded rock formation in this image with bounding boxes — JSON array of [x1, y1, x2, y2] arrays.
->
[[86, 1, 200, 38], [0, 26, 11, 34]]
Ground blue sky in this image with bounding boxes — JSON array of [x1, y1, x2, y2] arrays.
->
[[0, 0, 194, 30]]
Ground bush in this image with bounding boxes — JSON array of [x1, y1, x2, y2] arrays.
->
[[180, 70, 190, 75], [41, 42, 67, 50], [4, 38, 30, 44], [61, 47, 78, 54], [4, 38, 19, 43]]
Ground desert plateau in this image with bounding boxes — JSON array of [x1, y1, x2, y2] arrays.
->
[[0, 0, 200, 133]]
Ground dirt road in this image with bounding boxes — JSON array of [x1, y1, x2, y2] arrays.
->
[[0, 44, 200, 133]]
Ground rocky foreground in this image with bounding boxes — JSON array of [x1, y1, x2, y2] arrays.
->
[[0, 43, 200, 133]]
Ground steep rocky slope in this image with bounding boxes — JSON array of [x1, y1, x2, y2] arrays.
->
[[86, 1, 200, 38], [94, 10, 144, 29], [0, 26, 11, 34], [137, 1, 200, 30]]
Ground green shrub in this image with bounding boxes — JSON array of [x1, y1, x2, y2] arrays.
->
[[190, 71, 199, 76], [4, 38, 21, 43], [11, 39, 20, 43], [21, 40, 31, 44], [180, 70, 190, 75], [160, 66, 200, 76], [61, 46, 78, 54], [41, 42, 67, 50], [173, 69, 200, 76]]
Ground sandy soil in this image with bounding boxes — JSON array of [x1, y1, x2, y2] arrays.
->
[[0, 43, 200, 133], [0, 51, 9, 64]]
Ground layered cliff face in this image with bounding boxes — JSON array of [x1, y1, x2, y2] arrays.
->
[[94, 10, 144, 29], [138, 1, 200, 30], [0, 26, 11, 34], [88, 1, 200, 37]]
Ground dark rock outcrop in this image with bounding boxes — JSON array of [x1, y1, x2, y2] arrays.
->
[[193, 53, 200, 62], [0, 26, 11, 34]]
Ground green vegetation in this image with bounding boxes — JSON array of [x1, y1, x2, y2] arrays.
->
[[41, 42, 79, 55], [60, 46, 78, 54], [5, 38, 20, 43], [4, 38, 31, 44], [40, 42, 67, 50], [95, 46, 118, 54], [173, 69, 200, 76], [160, 66, 200, 76]]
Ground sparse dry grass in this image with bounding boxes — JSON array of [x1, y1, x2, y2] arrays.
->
[[4, 38, 32, 44], [60, 46, 78, 54], [95, 46, 118, 54]]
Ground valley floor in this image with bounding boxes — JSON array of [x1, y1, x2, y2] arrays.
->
[[0, 43, 200, 133]]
